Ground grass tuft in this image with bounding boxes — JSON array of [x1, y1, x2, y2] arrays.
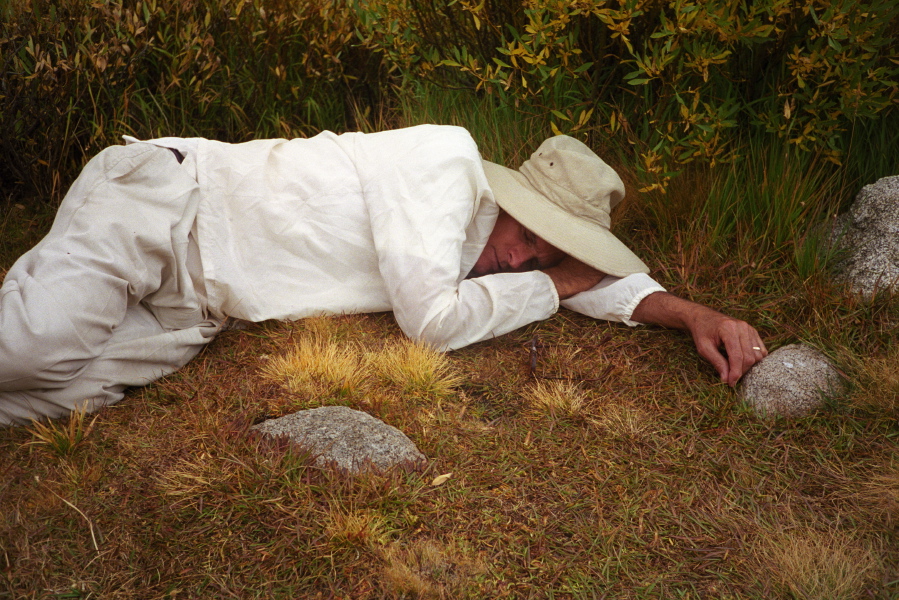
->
[[326, 508, 392, 550], [24, 409, 97, 457], [589, 402, 654, 442], [262, 334, 368, 399], [521, 380, 589, 421], [371, 339, 462, 400], [380, 539, 484, 599], [753, 526, 880, 600]]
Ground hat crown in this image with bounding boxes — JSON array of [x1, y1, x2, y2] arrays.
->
[[519, 135, 624, 229]]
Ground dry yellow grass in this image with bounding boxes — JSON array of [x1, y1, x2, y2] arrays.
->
[[844, 344, 899, 414], [261, 334, 368, 399], [380, 539, 484, 599], [589, 401, 655, 442], [521, 380, 589, 421], [326, 508, 392, 550], [753, 525, 880, 599], [262, 334, 461, 406], [370, 339, 462, 400]]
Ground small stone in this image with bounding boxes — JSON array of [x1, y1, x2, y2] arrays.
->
[[250, 406, 427, 475], [740, 344, 845, 418]]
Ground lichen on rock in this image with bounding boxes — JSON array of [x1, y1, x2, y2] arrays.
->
[[829, 175, 899, 298], [740, 344, 845, 418], [251, 406, 427, 475]]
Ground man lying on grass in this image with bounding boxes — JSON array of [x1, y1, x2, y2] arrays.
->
[[0, 125, 767, 425]]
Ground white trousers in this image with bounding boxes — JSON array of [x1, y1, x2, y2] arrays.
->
[[0, 144, 222, 425]]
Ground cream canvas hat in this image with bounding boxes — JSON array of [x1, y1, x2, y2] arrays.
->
[[481, 135, 649, 278]]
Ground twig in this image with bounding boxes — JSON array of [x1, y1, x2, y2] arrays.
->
[[43, 484, 100, 553]]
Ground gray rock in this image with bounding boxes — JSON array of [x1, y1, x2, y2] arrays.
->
[[740, 344, 845, 418], [830, 175, 899, 298], [251, 406, 427, 475]]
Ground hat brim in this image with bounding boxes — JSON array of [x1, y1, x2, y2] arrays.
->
[[482, 160, 649, 278]]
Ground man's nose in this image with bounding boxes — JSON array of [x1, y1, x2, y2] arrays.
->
[[508, 244, 534, 270]]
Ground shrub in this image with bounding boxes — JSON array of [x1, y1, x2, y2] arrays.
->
[[354, 0, 899, 188], [0, 0, 380, 203]]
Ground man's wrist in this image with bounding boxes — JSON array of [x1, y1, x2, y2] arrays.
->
[[631, 291, 718, 332], [542, 256, 606, 300], [543, 266, 605, 300]]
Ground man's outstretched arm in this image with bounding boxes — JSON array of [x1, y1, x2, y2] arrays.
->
[[543, 257, 767, 387], [630, 291, 767, 386]]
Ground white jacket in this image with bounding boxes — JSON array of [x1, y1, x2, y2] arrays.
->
[[128, 125, 664, 350]]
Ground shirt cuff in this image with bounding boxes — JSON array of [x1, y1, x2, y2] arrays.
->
[[559, 272, 666, 326], [538, 270, 560, 314]]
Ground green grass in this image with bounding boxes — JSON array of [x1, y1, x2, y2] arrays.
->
[[2, 86, 898, 598]]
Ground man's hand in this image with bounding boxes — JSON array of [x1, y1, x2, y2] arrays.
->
[[630, 292, 767, 387], [542, 256, 606, 300]]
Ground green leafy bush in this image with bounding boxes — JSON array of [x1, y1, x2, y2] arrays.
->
[[354, 0, 899, 189], [1, 0, 379, 202], [3, 0, 896, 204]]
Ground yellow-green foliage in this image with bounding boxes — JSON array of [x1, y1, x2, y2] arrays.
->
[[4, 0, 896, 204], [355, 0, 899, 187], [25, 408, 97, 457], [1, 0, 371, 202]]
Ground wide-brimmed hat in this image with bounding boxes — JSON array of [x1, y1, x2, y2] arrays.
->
[[482, 135, 649, 278]]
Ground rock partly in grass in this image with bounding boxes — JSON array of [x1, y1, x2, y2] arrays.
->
[[829, 175, 899, 298], [740, 344, 845, 418], [251, 406, 427, 475]]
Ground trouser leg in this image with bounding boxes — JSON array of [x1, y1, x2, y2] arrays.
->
[[0, 143, 214, 423], [0, 304, 221, 425]]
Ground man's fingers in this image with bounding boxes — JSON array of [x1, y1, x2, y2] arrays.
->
[[649, 296, 767, 388], [720, 321, 767, 386], [692, 318, 767, 387], [725, 336, 749, 387], [695, 337, 730, 384]]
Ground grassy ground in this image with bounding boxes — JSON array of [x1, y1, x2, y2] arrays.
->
[[1, 92, 898, 599]]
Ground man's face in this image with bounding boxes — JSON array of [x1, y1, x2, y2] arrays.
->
[[469, 210, 566, 277]]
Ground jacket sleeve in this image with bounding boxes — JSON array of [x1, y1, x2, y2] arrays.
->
[[560, 273, 666, 325], [357, 125, 559, 350]]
